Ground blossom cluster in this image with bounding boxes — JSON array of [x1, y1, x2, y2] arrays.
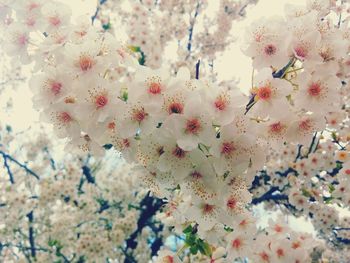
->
[[250, 132, 350, 260], [96, 0, 257, 77], [2, 0, 266, 235], [0, 123, 166, 262], [2, 0, 350, 262], [154, 213, 322, 263]]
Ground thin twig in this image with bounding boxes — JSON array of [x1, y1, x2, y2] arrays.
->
[[0, 150, 40, 181]]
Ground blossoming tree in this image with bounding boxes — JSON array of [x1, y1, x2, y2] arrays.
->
[[1, 0, 350, 262]]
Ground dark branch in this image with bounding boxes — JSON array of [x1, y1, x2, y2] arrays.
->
[[91, 0, 108, 25], [251, 186, 287, 205], [0, 150, 40, 181], [82, 165, 95, 184], [124, 192, 165, 263], [195, 59, 200, 79], [186, 1, 201, 58], [27, 211, 36, 258]]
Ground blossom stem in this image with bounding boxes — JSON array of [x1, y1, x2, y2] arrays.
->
[[272, 58, 296, 79], [285, 67, 303, 74], [176, 244, 189, 256]]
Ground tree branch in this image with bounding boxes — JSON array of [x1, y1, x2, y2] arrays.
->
[[0, 150, 40, 181], [27, 211, 36, 258]]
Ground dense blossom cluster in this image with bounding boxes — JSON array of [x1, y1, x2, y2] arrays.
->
[[157, 194, 325, 263], [0, 124, 167, 262], [96, 0, 257, 77], [250, 135, 350, 261], [1, 0, 265, 235], [1, 0, 350, 262]]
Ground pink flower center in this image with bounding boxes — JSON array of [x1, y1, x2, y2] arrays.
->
[[51, 82, 62, 96], [232, 238, 242, 249], [55, 35, 66, 44], [48, 16, 61, 26], [298, 119, 312, 131], [185, 118, 201, 134], [203, 204, 215, 214], [191, 171, 202, 179], [239, 219, 248, 226], [257, 86, 272, 100], [292, 241, 301, 249], [26, 17, 35, 26], [259, 252, 269, 262], [122, 139, 130, 148], [221, 142, 235, 156], [168, 102, 184, 114], [162, 255, 174, 263], [330, 119, 337, 125], [264, 44, 276, 56], [76, 30, 87, 38], [276, 248, 284, 258], [107, 122, 116, 130], [345, 169, 350, 175], [307, 82, 321, 97], [117, 49, 126, 59], [28, 3, 39, 11], [172, 146, 186, 159], [148, 82, 162, 95], [227, 197, 237, 209], [95, 95, 108, 109], [132, 108, 147, 122], [274, 225, 283, 233], [294, 46, 307, 59], [255, 33, 263, 42], [79, 55, 95, 72], [59, 112, 72, 123], [269, 122, 284, 133], [214, 95, 227, 111], [18, 34, 28, 46]]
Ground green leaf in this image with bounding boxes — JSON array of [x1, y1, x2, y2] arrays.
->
[[336, 162, 343, 169], [48, 239, 58, 247], [103, 144, 113, 150], [331, 132, 337, 141], [301, 188, 311, 198], [189, 245, 198, 255], [138, 52, 146, 66], [328, 184, 335, 193], [128, 46, 140, 52], [197, 240, 212, 256], [121, 90, 128, 102], [102, 22, 111, 30], [183, 225, 193, 234], [48, 239, 62, 249], [224, 226, 234, 232], [324, 196, 333, 204], [185, 234, 196, 246]]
